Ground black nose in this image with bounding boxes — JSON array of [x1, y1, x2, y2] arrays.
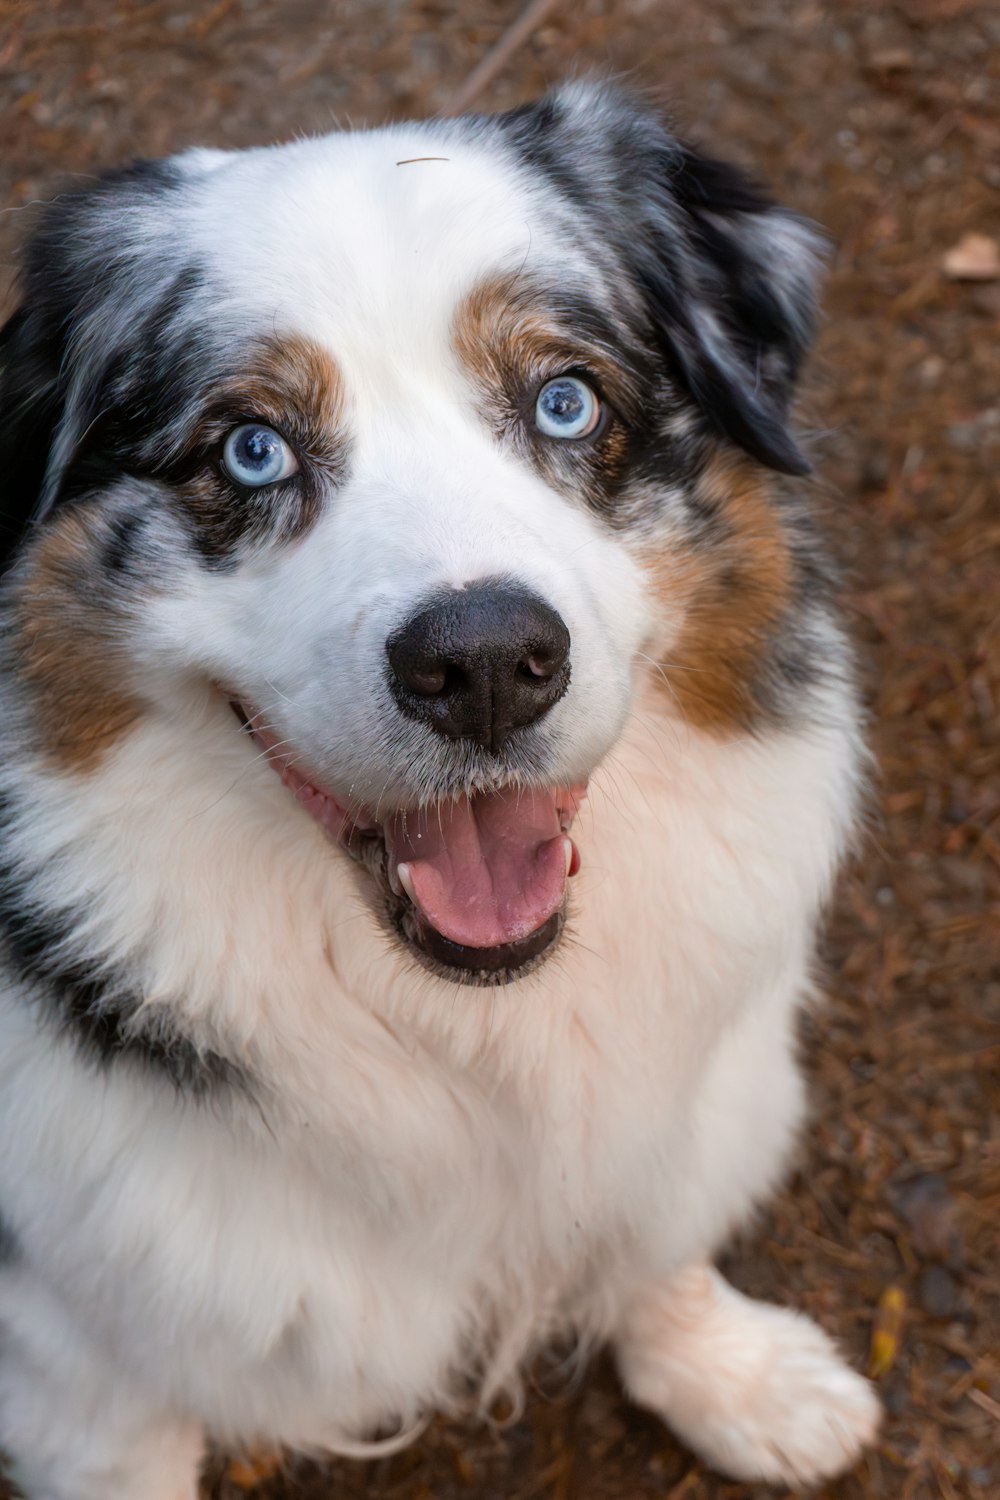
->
[[387, 581, 571, 749]]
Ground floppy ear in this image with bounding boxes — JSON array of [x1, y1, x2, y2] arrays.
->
[[500, 83, 826, 476], [634, 141, 826, 476]]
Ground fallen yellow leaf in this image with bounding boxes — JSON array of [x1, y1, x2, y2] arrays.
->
[[869, 1285, 907, 1378]]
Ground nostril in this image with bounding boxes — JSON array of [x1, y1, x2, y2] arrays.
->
[[405, 664, 448, 697], [521, 651, 560, 682], [387, 632, 456, 699]]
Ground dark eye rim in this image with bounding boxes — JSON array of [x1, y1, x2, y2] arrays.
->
[[216, 418, 303, 493], [531, 370, 609, 443]]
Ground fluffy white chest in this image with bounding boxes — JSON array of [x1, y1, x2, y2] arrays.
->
[[0, 689, 857, 1452]]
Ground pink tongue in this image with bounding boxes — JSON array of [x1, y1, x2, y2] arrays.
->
[[383, 789, 567, 950]]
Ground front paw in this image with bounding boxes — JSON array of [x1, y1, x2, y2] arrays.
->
[[618, 1267, 881, 1487]]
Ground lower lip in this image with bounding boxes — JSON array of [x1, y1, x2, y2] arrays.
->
[[409, 908, 563, 975]]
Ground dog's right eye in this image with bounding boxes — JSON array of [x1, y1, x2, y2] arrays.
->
[[221, 424, 299, 488]]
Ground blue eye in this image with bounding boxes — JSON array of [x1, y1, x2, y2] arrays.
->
[[534, 376, 601, 440], [221, 424, 298, 487]]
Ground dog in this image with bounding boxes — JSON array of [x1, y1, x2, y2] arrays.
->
[[0, 82, 881, 1499]]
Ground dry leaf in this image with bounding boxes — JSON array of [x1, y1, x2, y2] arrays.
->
[[942, 232, 1000, 281]]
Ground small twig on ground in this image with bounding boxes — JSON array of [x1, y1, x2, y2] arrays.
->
[[967, 1387, 1000, 1424], [445, 0, 560, 115]]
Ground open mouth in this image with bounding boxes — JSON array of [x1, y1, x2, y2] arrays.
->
[[233, 702, 584, 984]]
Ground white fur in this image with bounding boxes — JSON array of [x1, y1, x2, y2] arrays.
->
[[619, 1266, 881, 1486]]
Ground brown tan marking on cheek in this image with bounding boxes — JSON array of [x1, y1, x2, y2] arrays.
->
[[14, 511, 143, 772], [645, 456, 794, 734]]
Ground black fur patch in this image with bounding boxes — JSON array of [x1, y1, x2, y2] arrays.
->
[[499, 95, 594, 211], [0, 794, 244, 1097], [53, 265, 216, 501], [0, 162, 191, 576], [98, 507, 148, 577]]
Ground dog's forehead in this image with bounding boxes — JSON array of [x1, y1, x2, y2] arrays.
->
[[176, 124, 565, 355]]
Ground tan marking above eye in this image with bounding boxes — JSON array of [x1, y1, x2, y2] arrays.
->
[[451, 273, 632, 429], [207, 335, 347, 461]]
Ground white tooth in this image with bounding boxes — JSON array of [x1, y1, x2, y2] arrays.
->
[[396, 862, 416, 905], [563, 836, 574, 877]]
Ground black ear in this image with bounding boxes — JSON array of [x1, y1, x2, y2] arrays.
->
[[634, 141, 825, 476], [498, 84, 826, 476]]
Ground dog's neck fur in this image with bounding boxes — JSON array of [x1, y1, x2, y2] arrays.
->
[[0, 664, 860, 1102]]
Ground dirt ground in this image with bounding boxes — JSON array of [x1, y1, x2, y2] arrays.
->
[[1, 1, 998, 1497]]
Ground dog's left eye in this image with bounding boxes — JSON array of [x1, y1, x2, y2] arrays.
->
[[221, 424, 299, 487], [534, 377, 601, 440]]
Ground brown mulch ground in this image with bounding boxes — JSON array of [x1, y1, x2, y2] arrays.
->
[[1, 2, 998, 1497]]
